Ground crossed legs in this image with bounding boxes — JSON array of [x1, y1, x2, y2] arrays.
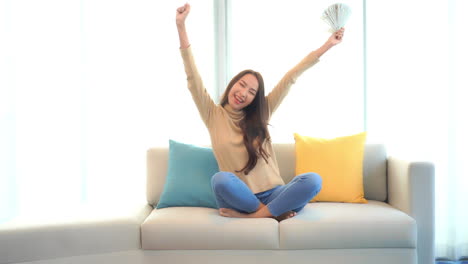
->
[[211, 172, 322, 221]]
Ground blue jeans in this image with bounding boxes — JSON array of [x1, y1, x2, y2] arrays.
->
[[211, 171, 322, 217]]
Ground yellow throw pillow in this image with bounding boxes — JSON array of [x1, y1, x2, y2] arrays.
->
[[294, 132, 367, 203]]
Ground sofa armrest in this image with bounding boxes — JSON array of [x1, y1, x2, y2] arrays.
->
[[387, 157, 435, 264], [0, 203, 153, 264]]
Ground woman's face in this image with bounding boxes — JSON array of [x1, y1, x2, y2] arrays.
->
[[228, 73, 259, 111]]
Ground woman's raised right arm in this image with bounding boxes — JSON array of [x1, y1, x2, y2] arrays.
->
[[176, 4, 190, 49], [176, 3, 216, 127]]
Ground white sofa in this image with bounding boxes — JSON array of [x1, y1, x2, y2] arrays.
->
[[0, 143, 434, 264]]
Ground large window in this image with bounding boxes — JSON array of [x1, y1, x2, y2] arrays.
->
[[0, 0, 215, 221]]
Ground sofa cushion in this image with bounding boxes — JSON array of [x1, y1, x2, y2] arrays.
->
[[156, 140, 219, 209], [141, 207, 279, 250], [273, 143, 388, 202], [279, 200, 416, 249], [294, 132, 368, 203], [362, 144, 387, 201]]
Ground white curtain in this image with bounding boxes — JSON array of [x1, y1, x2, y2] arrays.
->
[[437, 0, 468, 259], [366, 0, 468, 261], [0, 0, 215, 222]]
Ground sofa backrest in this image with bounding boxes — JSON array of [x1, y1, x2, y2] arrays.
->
[[146, 144, 387, 206]]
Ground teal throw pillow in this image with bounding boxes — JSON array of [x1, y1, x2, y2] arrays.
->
[[156, 140, 219, 209]]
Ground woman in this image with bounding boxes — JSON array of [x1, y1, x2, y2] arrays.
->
[[176, 3, 344, 221]]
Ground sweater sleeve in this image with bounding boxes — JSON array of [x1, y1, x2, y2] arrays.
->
[[266, 51, 320, 117], [180, 46, 216, 127]]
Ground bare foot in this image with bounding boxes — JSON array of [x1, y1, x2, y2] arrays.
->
[[219, 208, 249, 218], [219, 204, 275, 218], [275, 211, 297, 221], [219, 207, 297, 221]]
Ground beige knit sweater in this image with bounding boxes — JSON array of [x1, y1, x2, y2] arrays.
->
[[180, 46, 319, 194]]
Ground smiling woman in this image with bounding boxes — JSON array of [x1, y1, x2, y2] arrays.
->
[[227, 73, 260, 111], [176, 2, 344, 221]]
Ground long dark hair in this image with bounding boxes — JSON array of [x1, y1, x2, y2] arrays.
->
[[220, 70, 271, 175]]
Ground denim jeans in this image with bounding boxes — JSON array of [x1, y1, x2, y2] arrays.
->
[[211, 171, 322, 217]]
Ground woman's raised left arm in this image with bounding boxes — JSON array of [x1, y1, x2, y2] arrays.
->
[[266, 28, 345, 116]]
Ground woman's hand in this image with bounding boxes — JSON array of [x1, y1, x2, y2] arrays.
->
[[176, 3, 191, 49], [327, 28, 345, 46], [313, 28, 345, 58], [176, 3, 191, 27]]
